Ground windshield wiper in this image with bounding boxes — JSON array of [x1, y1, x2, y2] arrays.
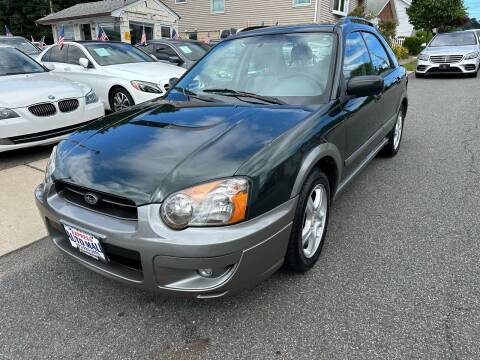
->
[[173, 86, 216, 102], [202, 88, 285, 105]]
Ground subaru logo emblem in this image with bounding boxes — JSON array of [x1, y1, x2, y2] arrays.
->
[[84, 192, 100, 206], [48, 95, 55, 100]]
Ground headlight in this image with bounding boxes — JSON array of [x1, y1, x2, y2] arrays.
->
[[0, 108, 20, 120], [44, 145, 57, 183], [161, 178, 249, 229], [131, 80, 162, 94], [417, 54, 429, 61], [464, 52, 479, 60], [85, 89, 98, 104]]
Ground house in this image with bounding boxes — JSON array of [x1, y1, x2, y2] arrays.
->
[[162, 0, 362, 40], [37, 0, 180, 45], [364, 0, 414, 37]]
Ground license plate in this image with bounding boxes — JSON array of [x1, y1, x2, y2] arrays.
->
[[64, 225, 107, 262], [440, 64, 450, 69]]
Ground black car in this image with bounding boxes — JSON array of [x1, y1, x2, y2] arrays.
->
[[138, 39, 211, 68], [36, 17, 408, 297]]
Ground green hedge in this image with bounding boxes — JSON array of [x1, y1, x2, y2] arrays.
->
[[403, 37, 424, 55]]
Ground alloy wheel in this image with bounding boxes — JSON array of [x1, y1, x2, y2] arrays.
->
[[113, 92, 131, 111], [301, 184, 328, 258], [393, 112, 403, 150]]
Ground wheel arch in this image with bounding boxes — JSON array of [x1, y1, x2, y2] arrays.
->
[[290, 143, 343, 199], [108, 85, 133, 110]]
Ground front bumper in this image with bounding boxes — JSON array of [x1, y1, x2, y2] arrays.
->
[[35, 182, 296, 298], [0, 102, 104, 152], [416, 57, 479, 75]]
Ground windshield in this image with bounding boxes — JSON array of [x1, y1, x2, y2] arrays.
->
[[0, 37, 40, 55], [84, 42, 155, 66], [0, 47, 46, 76], [173, 33, 335, 105], [175, 42, 210, 61], [429, 32, 477, 47]]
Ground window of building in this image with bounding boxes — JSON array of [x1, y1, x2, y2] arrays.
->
[[332, 0, 348, 15], [81, 24, 92, 40], [161, 26, 171, 38], [130, 23, 153, 45], [211, 0, 225, 13], [59, 25, 75, 40], [175, 0, 186, 3], [361, 32, 392, 75], [343, 32, 374, 81], [98, 22, 121, 41], [293, 0, 311, 6]]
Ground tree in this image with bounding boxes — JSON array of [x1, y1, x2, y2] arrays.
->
[[407, 0, 468, 33]]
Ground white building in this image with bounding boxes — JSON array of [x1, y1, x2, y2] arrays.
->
[[37, 0, 180, 44]]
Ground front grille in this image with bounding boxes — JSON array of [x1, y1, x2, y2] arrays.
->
[[430, 55, 464, 63], [9, 119, 95, 144], [427, 67, 462, 73], [465, 64, 476, 71], [28, 103, 56, 117], [417, 65, 427, 71], [58, 99, 79, 113], [55, 181, 138, 221]]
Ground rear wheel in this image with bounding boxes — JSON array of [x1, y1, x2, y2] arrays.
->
[[110, 87, 134, 112], [380, 106, 405, 158], [285, 169, 330, 272]]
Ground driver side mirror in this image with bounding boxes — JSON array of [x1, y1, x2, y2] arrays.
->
[[347, 76, 384, 97], [169, 77, 179, 87], [79, 57, 91, 69]]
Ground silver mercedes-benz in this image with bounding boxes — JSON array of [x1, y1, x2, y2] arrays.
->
[[416, 31, 480, 78]]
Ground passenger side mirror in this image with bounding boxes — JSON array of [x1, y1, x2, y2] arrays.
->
[[169, 77, 179, 87], [347, 76, 384, 97], [79, 57, 90, 69], [168, 55, 183, 65], [150, 54, 158, 61], [43, 63, 55, 71]]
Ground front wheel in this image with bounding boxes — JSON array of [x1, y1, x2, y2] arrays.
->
[[285, 169, 330, 273], [110, 87, 134, 112], [380, 106, 405, 158]]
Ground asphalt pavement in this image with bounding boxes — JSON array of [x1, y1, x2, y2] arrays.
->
[[1, 74, 480, 359]]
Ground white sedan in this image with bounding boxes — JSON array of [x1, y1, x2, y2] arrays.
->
[[37, 41, 186, 112], [0, 46, 104, 152]]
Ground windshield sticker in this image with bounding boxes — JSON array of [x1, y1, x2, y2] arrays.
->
[[93, 48, 110, 57], [179, 46, 193, 54]]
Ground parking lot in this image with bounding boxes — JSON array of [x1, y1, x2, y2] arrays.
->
[[0, 74, 479, 359]]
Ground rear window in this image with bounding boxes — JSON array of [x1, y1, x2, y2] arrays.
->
[[430, 32, 477, 47]]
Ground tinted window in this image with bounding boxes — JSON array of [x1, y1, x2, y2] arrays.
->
[[84, 43, 154, 66], [155, 44, 177, 58], [362, 32, 392, 75], [343, 32, 373, 80], [0, 37, 40, 56], [45, 45, 67, 63], [0, 48, 46, 76], [430, 32, 477, 47], [175, 42, 209, 61], [67, 45, 86, 65]]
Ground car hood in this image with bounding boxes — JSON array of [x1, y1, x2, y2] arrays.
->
[[0, 72, 89, 109], [422, 45, 478, 55], [105, 62, 186, 83], [55, 101, 313, 205]]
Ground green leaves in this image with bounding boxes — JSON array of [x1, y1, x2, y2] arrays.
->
[[407, 0, 468, 32]]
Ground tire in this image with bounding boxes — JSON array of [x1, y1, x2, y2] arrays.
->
[[285, 169, 331, 273], [415, 72, 424, 78], [380, 105, 405, 158], [109, 87, 134, 112]]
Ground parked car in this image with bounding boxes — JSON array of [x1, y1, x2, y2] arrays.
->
[[0, 46, 104, 152], [137, 40, 211, 69], [35, 18, 408, 297], [416, 31, 479, 77], [0, 36, 41, 59], [37, 41, 186, 111]]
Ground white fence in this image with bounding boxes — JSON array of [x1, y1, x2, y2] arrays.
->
[[391, 36, 406, 48]]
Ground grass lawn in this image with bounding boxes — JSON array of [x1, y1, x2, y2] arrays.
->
[[403, 59, 417, 72]]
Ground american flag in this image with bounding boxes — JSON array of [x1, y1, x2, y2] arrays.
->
[[171, 28, 179, 39], [97, 25, 109, 41], [140, 25, 147, 45], [58, 26, 65, 49], [5, 25, 12, 37]]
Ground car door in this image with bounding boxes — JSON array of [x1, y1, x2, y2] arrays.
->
[[341, 31, 383, 174], [362, 31, 403, 127], [61, 44, 98, 90]]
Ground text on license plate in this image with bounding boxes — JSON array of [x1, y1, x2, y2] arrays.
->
[[63, 225, 106, 261]]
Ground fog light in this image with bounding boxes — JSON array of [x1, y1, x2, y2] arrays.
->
[[197, 268, 214, 278]]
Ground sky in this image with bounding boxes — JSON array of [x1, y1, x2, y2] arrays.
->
[[465, 0, 480, 19]]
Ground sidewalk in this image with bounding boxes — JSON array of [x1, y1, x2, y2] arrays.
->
[[0, 158, 48, 256]]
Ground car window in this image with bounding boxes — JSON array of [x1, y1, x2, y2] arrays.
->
[[362, 32, 392, 75], [0, 37, 40, 56], [430, 32, 477, 47], [45, 45, 67, 63], [0, 47, 46, 76], [175, 42, 209, 61], [343, 32, 374, 81], [84, 42, 155, 66], [155, 44, 177, 60], [67, 45, 86, 65]]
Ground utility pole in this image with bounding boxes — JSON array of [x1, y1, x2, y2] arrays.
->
[[49, 0, 54, 14]]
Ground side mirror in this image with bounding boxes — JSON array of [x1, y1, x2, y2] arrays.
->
[[421, 43, 427, 48], [79, 57, 90, 69], [347, 75, 384, 97], [150, 54, 158, 61], [169, 77, 179, 87], [43, 63, 55, 71], [168, 55, 183, 65]]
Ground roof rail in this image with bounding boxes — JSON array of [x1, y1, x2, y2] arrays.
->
[[336, 16, 375, 28]]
